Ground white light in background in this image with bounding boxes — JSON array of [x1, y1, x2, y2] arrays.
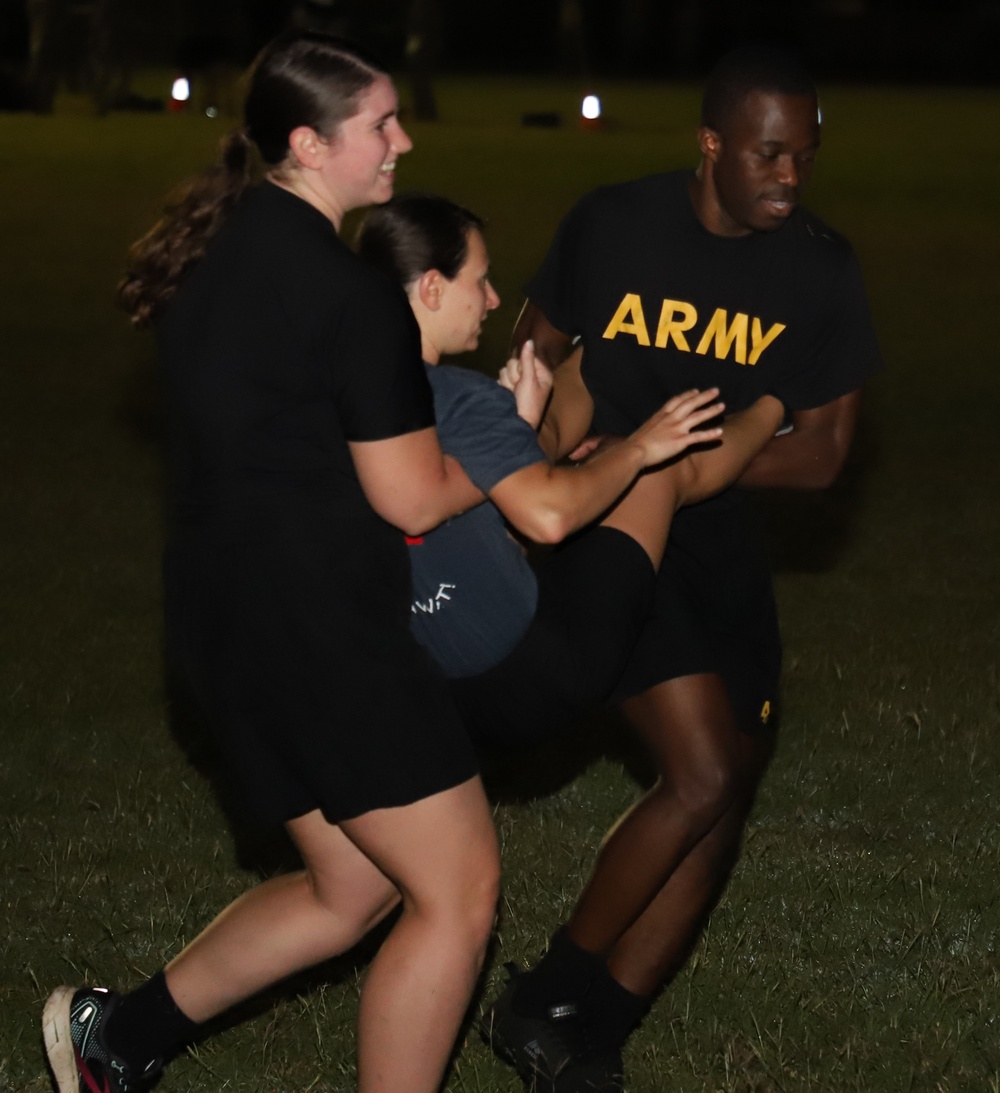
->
[[581, 94, 601, 120]]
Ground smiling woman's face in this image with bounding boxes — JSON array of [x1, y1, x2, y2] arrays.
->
[[314, 74, 413, 219]]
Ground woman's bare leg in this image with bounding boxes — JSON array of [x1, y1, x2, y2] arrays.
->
[[342, 777, 500, 1093], [164, 816, 401, 1021], [164, 777, 499, 1093], [682, 394, 785, 502], [600, 394, 785, 569]]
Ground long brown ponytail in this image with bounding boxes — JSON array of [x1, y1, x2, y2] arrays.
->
[[119, 127, 254, 328], [118, 31, 386, 328]]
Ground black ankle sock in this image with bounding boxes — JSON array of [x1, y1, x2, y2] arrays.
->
[[104, 970, 201, 1068], [514, 928, 606, 1016], [584, 966, 651, 1048]]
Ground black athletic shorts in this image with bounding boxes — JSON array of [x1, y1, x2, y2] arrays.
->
[[610, 491, 781, 734], [451, 526, 655, 750], [164, 502, 477, 828]]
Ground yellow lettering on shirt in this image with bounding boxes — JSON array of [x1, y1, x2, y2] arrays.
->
[[654, 300, 698, 351], [749, 318, 786, 365], [695, 308, 748, 364], [602, 294, 650, 346], [600, 294, 787, 366]]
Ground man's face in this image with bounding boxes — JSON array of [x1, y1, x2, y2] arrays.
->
[[701, 90, 821, 236]]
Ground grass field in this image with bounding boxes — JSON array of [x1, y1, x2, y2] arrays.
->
[[2, 77, 999, 1091]]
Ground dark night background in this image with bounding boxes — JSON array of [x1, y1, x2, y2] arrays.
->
[[2, 0, 1000, 111]]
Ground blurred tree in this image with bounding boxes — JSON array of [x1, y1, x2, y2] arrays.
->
[[21, 0, 145, 112], [614, 0, 656, 71], [25, 0, 55, 108], [405, 0, 439, 120], [556, 0, 586, 74]]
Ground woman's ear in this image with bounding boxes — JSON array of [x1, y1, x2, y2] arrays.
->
[[415, 269, 445, 311], [287, 125, 327, 168]]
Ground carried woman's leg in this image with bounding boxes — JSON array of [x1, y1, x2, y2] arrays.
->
[[600, 394, 785, 569], [456, 395, 785, 754]]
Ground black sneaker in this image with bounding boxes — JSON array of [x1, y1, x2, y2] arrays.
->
[[42, 985, 162, 1093], [479, 965, 587, 1092]]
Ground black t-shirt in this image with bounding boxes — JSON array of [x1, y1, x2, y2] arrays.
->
[[527, 170, 882, 434], [525, 171, 882, 695], [156, 185, 478, 824], [158, 181, 433, 514]]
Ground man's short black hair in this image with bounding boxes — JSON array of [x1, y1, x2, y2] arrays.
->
[[701, 44, 816, 132]]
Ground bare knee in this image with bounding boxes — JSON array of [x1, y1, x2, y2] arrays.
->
[[446, 842, 501, 951], [445, 801, 501, 949], [466, 856, 502, 952], [398, 831, 500, 959], [675, 721, 774, 830], [624, 675, 753, 830], [685, 754, 741, 817]]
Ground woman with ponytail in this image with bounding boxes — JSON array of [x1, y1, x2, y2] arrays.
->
[[43, 30, 499, 1093]]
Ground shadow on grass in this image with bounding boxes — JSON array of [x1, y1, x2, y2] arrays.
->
[[480, 706, 657, 804]]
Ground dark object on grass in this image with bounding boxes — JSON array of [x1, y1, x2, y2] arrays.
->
[[523, 111, 562, 127]]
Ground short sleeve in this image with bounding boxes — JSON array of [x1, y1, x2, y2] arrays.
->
[[327, 269, 435, 441], [773, 247, 883, 411], [429, 367, 547, 493]]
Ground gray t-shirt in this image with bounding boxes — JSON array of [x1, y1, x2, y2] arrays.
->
[[408, 364, 546, 677]]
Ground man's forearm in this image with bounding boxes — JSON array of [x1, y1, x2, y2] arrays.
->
[[738, 389, 861, 490]]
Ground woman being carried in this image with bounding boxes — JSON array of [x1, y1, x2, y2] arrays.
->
[[356, 193, 785, 751]]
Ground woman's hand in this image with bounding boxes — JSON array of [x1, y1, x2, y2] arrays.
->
[[629, 388, 725, 468], [498, 339, 554, 429]]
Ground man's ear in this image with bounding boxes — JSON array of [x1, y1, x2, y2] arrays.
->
[[697, 125, 721, 163], [415, 268, 445, 311], [287, 125, 329, 169]]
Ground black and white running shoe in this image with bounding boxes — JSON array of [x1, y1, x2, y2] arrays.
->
[[42, 985, 162, 1093]]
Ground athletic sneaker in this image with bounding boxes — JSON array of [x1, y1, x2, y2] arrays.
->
[[479, 965, 587, 1091], [42, 985, 162, 1093]]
